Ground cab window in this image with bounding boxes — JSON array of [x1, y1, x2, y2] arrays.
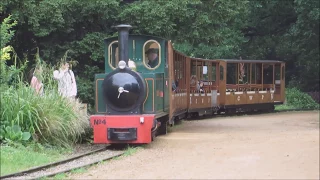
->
[[143, 40, 161, 69], [108, 41, 119, 69]]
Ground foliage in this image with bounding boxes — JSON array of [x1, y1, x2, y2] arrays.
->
[[0, 15, 18, 49], [0, 125, 31, 143], [0, 63, 90, 147], [0, 15, 20, 88], [241, 0, 319, 91], [284, 88, 319, 109], [120, 0, 249, 59], [306, 92, 320, 103], [1, 9, 91, 148], [1, 19, 90, 147], [76, 65, 103, 113], [1, 0, 319, 108]]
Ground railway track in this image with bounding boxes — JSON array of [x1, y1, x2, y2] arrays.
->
[[1, 145, 125, 180]]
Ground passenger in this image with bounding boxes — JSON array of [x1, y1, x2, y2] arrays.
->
[[145, 48, 159, 68], [53, 61, 77, 99], [190, 75, 197, 86], [172, 82, 177, 92], [30, 66, 44, 95], [172, 80, 178, 92], [197, 80, 204, 93], [128, 59, 137, 71]]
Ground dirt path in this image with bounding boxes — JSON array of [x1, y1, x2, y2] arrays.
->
[[69, 111, 319, 179]]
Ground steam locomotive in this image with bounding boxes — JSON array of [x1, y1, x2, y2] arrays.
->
[[90, 24, 286, 144]]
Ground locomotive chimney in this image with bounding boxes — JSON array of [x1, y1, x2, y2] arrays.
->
[[115, 24, 132, 65]]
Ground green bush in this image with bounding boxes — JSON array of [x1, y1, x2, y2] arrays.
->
[[0, 51, 91, 147], [0, 84, 90, 147], [1, 15, 91, 147], [285, 88, 319, 109], [76, 65, 103, 114]]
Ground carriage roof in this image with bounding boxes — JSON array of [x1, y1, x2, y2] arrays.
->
[[218, 59, 283, 63]]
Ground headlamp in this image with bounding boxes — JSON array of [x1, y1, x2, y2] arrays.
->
[[118, 60, 126, 69]]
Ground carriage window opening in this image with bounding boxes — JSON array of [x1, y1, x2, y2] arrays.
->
[[174, 54, 178, 79], [227, 63, 237, 84], [239, 63, 249, 84], [282, 66, 284, 80], [143, 40, 160, 69], [179, 58, 184, 80], [108, 41, 119, 69], [275, 64, 281, 80], [197, 65, 203, 80], [190, 62, 197, 86], [256, 63, 262, 84], [220, 65, 224, 80], [191, 63, 196, 76], [263, 64, 274, 84], [251, 63, 256, 84], [245, 63, 250, 83], [211, 63, 216, 81]]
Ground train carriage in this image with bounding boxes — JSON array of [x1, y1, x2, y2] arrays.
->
[[90, 24, 286, 145]]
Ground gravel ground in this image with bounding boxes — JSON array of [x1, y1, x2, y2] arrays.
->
[[68, 111, 319, 180], [5, 150, 123, 180], [70, 144, 107, 156]]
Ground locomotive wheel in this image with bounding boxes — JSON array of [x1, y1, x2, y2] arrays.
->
[[157, 121, 168, 135], [174, 116, 182, 125], [269, 105, 275, 112], [190, 112, 199, 118], [151, 130, 156, 141]]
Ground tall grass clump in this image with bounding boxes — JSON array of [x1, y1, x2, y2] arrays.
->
[[285, 88, 320, 110], [1, 47, 90, 147], [1, 84, 90, 147]]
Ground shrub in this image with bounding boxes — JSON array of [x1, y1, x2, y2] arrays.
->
[[307, 92, 320, 103], [0, 49, 91, 147], [1, 15, 91, 147], [285, 88, 320, 109], [0, 84, 90, 147], [76, 65, 103, 114]]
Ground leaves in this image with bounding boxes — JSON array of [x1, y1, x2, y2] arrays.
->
[[0, 15, 17, 49], [2, 125, 31, 142], [1, 0, 319, 107]]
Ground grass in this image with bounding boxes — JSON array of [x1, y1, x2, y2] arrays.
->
[[0, 144, 71, 176], [275, 104, 295, 111], [36, 145, 143, 179], [123, 145, 142, 156], [113, 145, 143, 161]]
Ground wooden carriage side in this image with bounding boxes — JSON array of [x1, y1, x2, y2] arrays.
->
[[167, 41, 189, 123], [216, 59, 285, 109], [188, 58, 221, 113], [168, 40, 286, 119]]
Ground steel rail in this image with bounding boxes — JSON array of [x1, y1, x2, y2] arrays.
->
[[31, 151, 124, 180], [0, 146, 110, 179]]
